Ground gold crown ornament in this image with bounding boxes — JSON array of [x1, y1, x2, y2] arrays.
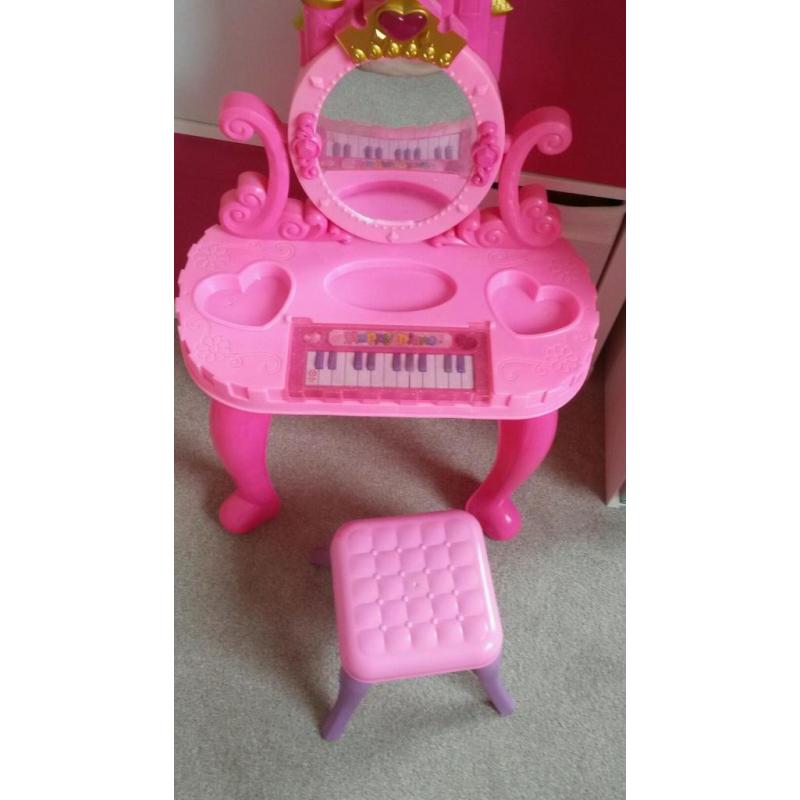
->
[[336, 1, 467, 69], [491, 0, 514, 14]]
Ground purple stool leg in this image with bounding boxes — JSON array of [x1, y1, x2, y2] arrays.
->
[[474, 655, 515, 716], [209, 400, 281, 535], [321, 669, 371, 741], [466, 412, 558, 540]]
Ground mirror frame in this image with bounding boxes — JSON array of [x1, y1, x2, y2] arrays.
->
[[288, 42, 505, 244]]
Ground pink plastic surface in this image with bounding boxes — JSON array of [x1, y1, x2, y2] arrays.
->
[[498, 107, 573, 247], [209, 401, 281, 534], [176, 227, 598, 420], [330, 510, 503, 683], [218, 93, 290, 239], [467, 413, 559, 539]]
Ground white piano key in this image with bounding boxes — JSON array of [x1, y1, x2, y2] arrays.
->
[[410, 360, 423, 389], [306, 352, 318, 386], [454, 357, 468, 390], [448, 364, 462, 390], [434, 355, 449, 388], [332, 352, 346, 386], [371, 353, 386, 387], [357, 355, 371, 387], [383, 353, 398, 389], [343, 353, 359, 387], [462, 355, 474, 390], [422, 358, 436, 389], [396, 358, 411, 389], [318, 353, 332, 386]]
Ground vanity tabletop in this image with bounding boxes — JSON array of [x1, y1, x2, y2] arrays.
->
[[176, 225, 598, 420]]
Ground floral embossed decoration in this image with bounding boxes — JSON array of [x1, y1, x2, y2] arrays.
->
[[471, 122, 500, 186], [292, 113, 322, 179], [544, 345, 579, 373], [198, 335, 234, 364]]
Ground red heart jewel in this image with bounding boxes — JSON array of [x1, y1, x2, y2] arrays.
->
[[377, 10, 428, 41]]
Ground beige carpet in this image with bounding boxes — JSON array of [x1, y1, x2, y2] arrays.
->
[[175, 341, 625, 800]]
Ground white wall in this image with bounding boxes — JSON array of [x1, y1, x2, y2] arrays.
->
[[175, 0, 301, 130]]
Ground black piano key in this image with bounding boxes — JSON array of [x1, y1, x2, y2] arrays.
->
[[392, 353, 402, 372], [353, 352, 363, 370], [327, 351, 337, 370], [314, 351, 325, 370], [405, 353, 414, 371], [418, 354, 427, 373], [456, 355, 466, 373], [366, 352, 376, 371], [444, 354, 453, 373]]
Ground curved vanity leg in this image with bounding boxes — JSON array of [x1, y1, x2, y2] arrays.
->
[[209, 400, 281, 535], [466, 412, 558, 540]]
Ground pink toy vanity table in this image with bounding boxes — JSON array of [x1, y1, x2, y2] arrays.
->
[[176, 0, 599, 540]]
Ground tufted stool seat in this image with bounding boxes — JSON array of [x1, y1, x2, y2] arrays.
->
[[320, 510, 514, 741]]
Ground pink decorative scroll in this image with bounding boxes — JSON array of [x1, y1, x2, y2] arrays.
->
[[218, 92, 291, 239], [470, 121, 501, 186], [431, 107, 570, 249], [430, 184, 561, 249], [497, 106, 572, 247], [273, 198, 352, 243], [291, 113, 322, 179]]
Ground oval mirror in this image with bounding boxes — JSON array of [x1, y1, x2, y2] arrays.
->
[[318, 64, 475, 225], [289, 42, 504, 244]]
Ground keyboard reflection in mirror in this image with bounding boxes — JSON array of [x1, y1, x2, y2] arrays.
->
[[318, 117, 474, 174]]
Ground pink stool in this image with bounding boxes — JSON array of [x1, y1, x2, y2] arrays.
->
[[319, 510, 514, 741]]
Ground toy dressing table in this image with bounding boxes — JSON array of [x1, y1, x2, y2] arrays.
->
[[176, 0, 599, 540]]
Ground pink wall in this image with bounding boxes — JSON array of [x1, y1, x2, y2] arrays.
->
[[500, 0, 625, 188]]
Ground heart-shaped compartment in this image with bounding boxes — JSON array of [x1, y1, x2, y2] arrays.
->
[[194, 261, 293, 329], [487, 270, 580, 335], [378, 10, 429, 41]]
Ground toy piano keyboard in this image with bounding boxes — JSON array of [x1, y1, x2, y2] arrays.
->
[[177, 232, 598, 420], [290, 320, 491, 402]]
